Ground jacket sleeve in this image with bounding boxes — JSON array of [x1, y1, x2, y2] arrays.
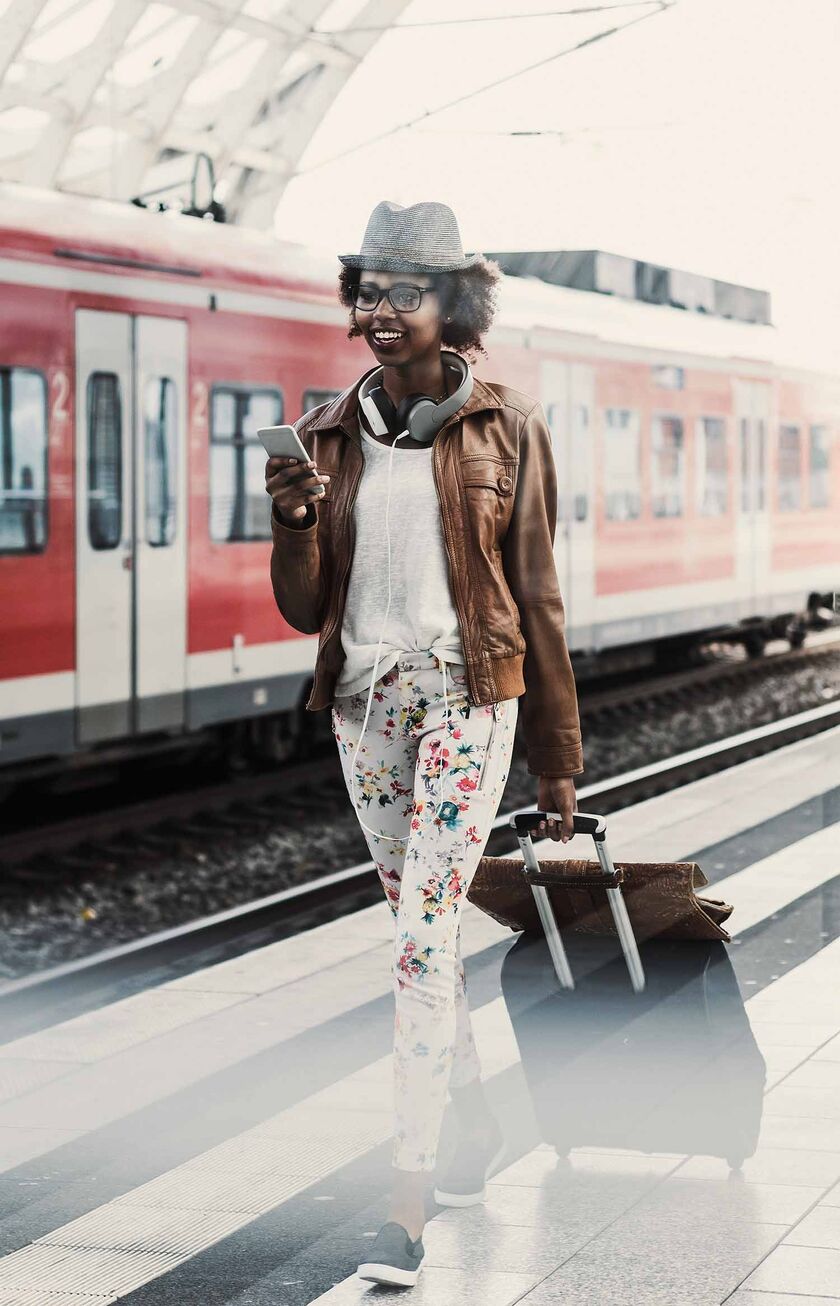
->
[[501, 400, 584, 778], [268, 420, 326, 636]]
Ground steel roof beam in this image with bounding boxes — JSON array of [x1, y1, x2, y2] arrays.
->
[[228, 0, 412, 227], [0, 0, 50, 82], [21, 0, 148, 188]]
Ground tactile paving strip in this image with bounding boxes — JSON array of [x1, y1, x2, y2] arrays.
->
[[0, 1093, 391, 1301]]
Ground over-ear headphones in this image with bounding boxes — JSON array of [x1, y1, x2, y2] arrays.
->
[[358, 349, 473, 444]]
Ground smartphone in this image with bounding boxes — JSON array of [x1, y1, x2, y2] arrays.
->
[[258, 423, 309, 460], [258, 424, 325, 497]]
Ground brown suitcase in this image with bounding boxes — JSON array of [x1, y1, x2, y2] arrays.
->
[[467, 810, 734, 991]]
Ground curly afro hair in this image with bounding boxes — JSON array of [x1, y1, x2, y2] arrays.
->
[[337, 257, 503, 364]]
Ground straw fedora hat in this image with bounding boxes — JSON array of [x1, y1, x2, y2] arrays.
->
[[338, 199, 482, 274]]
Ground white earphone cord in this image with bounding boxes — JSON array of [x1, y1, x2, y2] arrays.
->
[[349, 427, 450, 843]]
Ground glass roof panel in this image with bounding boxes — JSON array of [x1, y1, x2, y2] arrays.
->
[[316, 0, 371, 33], [243, 0, 295, 18], [110, 6, 200, 88], [182, 32, 270, 108], [0, 107, 51, 161], [57, 123, 132, 187], [23, 0, 115, 64]]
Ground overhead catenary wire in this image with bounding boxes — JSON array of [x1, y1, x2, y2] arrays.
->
[[295, 0, 676, 177], [411, 121, 679, 137], [309, 2, 673, 39]]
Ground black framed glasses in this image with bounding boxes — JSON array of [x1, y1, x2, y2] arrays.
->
[[353, 282, 438, 313]]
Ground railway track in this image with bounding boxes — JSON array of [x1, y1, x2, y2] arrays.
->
[[1, 632, 839, 885], [0, 689, 838, 1042]]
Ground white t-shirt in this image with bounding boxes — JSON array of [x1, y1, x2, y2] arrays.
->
[[333, 413, 466, 697]]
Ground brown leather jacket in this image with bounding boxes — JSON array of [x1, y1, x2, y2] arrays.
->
[[269, 366, 584, 778]]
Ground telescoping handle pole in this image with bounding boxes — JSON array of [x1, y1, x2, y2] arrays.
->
[[509, 810, 646, 993]]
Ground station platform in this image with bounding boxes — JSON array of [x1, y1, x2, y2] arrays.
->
[[0, 725, 837, 1306]]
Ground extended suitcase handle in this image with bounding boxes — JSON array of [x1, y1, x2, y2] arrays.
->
[[509, 810, 605, 840], [508, 808, 645, 994]]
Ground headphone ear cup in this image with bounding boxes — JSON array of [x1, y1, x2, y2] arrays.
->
[[369, 385, 398, 432], [394, 392, 428, 433]]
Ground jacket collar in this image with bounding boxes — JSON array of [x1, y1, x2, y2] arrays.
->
[[305, 362, 505, 439]]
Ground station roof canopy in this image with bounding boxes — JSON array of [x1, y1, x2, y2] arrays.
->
[[0, 0, 410, 227]]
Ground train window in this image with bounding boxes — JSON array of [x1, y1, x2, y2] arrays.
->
[[547, 402, 590, 524], [87, 372, 122, 551], [603, 408, 641, 521], [696, 417, 728, 516], [739, 417, 766, 512], [651, 364, 684, 390], [756, 419, 766, 510], [302, 387, 342, 418], [651, 415, 685, 518], [572, 404, 589, 522], [546, 402, 566, 523], [144, 376, 177, 547], [778, 423, 802, 512], [809, 425, 830, 508], [0, 367, 47, 555], [210, 384, 282, 542]]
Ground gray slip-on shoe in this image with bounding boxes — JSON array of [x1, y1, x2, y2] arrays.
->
[[357, 1220, 425, 1287], [433, 1115, 506, 1207]]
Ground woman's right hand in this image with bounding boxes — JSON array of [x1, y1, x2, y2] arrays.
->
[[265, 457, 330, 525]]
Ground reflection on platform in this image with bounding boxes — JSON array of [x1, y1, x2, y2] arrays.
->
[[0, 727, 837, 1304]]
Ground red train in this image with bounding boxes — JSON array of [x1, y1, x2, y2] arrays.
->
[[1, 184, 838, 778]]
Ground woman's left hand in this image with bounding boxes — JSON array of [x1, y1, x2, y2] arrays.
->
[[536, 775, 576, 844]]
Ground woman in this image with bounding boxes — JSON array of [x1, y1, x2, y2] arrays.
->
[[265, 199, 584, 1287]]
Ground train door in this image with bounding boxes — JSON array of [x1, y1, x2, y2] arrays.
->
[[75, 310, 188, 744], [733, 379, 772, 619], [540, 359, 596, 647]]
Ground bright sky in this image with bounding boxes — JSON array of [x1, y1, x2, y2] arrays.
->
[[276, 0, 840, 353]]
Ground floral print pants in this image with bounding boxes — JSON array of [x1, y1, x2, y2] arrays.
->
[[331, 651, 519, 1172]]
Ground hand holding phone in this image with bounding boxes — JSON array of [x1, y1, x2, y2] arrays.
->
[[260, 424, 330, 525]]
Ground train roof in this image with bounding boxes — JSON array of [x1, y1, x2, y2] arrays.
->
[[0, 183, 833, 380], [0, 182, 335, 300]]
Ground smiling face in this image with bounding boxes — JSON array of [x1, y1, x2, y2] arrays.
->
[[352, 270, 445, 365]]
